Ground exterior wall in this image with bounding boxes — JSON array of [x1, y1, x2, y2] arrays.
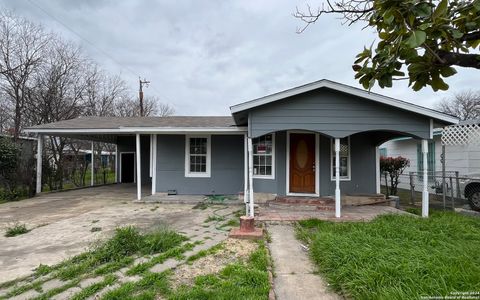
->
[[155, 134, 244, 195], [253, 131, 377, 196], [248, 88, 431, 139], [116, 135, 151, 184]]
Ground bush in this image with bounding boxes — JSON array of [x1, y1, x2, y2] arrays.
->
[[0, 138, 20, 198], [5, 223, 30, 237], [380, 156, 409, 196]]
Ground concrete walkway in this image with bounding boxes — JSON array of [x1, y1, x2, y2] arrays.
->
[[268, 224, 342, 300]]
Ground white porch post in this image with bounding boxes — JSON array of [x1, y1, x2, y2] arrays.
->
[[247, 137, 255, 217], [335, 138, 341, 218], [422, 139, 429, 217], [149, 135, 153, 177], [151, 134, 157, 195], [375, 146, 380, 194], [244, 134, 249, 216], [136, 133, 142, 200], [36, 134, 43, 194], [115, 144, 118, 183], [91, 141, 94, 186]]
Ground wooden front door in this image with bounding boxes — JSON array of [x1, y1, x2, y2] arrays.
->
[[289, 133, 316, 194]]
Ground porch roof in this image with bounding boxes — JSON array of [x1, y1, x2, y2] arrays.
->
[[230, 79, 459, 125]]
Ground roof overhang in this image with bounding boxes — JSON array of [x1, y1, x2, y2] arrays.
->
[[230, 79, 459, 124], [24, 126, 248, 135]]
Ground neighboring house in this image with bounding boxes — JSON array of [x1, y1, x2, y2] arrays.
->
[[25, 79, 458, 218], [380, 120, 480, 189]]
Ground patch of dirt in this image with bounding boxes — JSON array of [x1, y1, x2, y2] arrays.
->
[[171, 238, 258, 289]]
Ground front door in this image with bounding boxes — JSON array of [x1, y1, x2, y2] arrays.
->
[[289, 133, 316, 194]]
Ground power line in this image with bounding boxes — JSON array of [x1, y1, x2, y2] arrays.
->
[[26, 0, 176, 106]]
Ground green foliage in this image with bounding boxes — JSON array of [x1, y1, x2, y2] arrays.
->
[[169, 243, 270, 300], [297, 212, 480, 299], [70, 274, 117, 300], [380, 156, 410, 196], [0, 138, 21, 199], [5, 223, 30, 237], [350, 0, 480, 91], [204, 215, 225, 223]]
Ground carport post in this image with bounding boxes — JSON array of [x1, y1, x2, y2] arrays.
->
[[247, 137, 255, 217], [36, 134, 43, 194], [151, 134, 157, 195], [91, 141, 94, 186], [422, 139, 429, 217], [244, 134, 249, 216], [136, 133, 142, 200], [335, 138, 341, 218]]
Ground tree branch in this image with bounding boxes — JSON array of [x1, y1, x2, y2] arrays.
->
[[437, 51, 480, 69]]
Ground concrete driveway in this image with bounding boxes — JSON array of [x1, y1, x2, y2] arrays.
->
[[0, 184, 239, 284]]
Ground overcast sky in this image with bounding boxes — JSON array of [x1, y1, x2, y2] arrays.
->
[[2, 0, 477, 115]]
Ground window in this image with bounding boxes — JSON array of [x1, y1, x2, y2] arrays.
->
[[417, 141, 435, 181], [253, 134, 275, 179], [185, 136, 211, 177], [331, 137, 350, 180], [379, 148, 387, 157]]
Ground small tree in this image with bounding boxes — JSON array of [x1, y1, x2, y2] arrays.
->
[[0, 138, 20, 199], [380, 156, 410, 196]]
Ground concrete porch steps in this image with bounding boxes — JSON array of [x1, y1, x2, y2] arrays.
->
[[267, 196, 335, 211]]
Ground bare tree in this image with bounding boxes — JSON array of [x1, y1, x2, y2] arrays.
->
[[436, 91, 480, 121], [0, 11, 50, 140], [115, 95, 174, 117]]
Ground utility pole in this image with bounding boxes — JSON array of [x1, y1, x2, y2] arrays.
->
[[139, 77, 150, 117]]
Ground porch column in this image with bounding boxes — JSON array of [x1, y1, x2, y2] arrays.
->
[[422, 139, 429, 217], [335, 138, 341, 218], [375, 146, 380, 194], [91, 141, 94, 186], [36, 134, 43, 194], [149, 135, 153, 177], [244, 134, 249, 216], [136, 133, 142, 200], [247, 137, 255, 217], [115, 144, 118, 183], [151, 134, 157, 195]]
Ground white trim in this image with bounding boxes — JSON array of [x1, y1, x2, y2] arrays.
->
[[330, 137, 351, 181], [286, 131, 320, 197], [252, 133, 276, 180], [230, 79, 459, 124], [429, 119, 434, 139], [375, 146, 380, 194], [247, 137, 255, 217], [24, 127, 247, 134], [184, 135, 211, 178], [243, 133, 249, 216], [36, 134, 43, 194], [335, 138, 341, 218], [91, 141, 94, 186], [119, 152, 136, 183], [151, 134, 157, 195], [136, 133, 141, 201]]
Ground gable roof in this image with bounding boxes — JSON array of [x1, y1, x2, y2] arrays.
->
[[25, 116, 243, 133], [230, 79, 459, 124]]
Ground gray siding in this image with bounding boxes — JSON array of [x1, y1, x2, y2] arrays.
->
[[249, 88, 431, 139], [253, 131, 377, 196], [156, 134, 244, 195]]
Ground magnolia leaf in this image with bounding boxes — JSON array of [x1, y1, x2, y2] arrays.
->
[[451, 29, 463, 39], [414, 3, 432, 17], [406, 30, 427, 48], [433, 0, 448, 20], [431, 76, 449, 91], [440, 66, 457, 77]]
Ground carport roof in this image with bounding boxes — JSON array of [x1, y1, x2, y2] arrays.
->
[[25, 116, 244, 134]]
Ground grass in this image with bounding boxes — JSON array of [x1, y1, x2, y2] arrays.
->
[[5, 223, 30, 237], [204, 215, 225, 223], [185, 243, 224, 264], [101, 271, 171, 300], [70, 274, 117, 300], [297, 211, 480, 300], [169, 241, 270, 300]]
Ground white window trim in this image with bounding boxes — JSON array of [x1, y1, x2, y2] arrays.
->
[[185, 135, 211, 178], [252, 133, 275, 180], [330, 137, 351, 181]]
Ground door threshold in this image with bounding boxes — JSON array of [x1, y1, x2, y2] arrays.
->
[[287, 192, 319, 197]]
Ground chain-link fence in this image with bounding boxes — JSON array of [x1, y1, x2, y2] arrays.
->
[[381, 171, 480, 211]]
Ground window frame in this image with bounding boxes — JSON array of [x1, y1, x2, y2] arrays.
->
[[184, 135, 211, 178], [330, 137, 351, 181], [252, 133, 275, 180]]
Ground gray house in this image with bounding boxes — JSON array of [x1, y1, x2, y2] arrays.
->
[[26, 80, 458, 218]]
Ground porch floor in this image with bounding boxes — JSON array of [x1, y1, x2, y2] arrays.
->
[[257, 204, 408, 222]]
